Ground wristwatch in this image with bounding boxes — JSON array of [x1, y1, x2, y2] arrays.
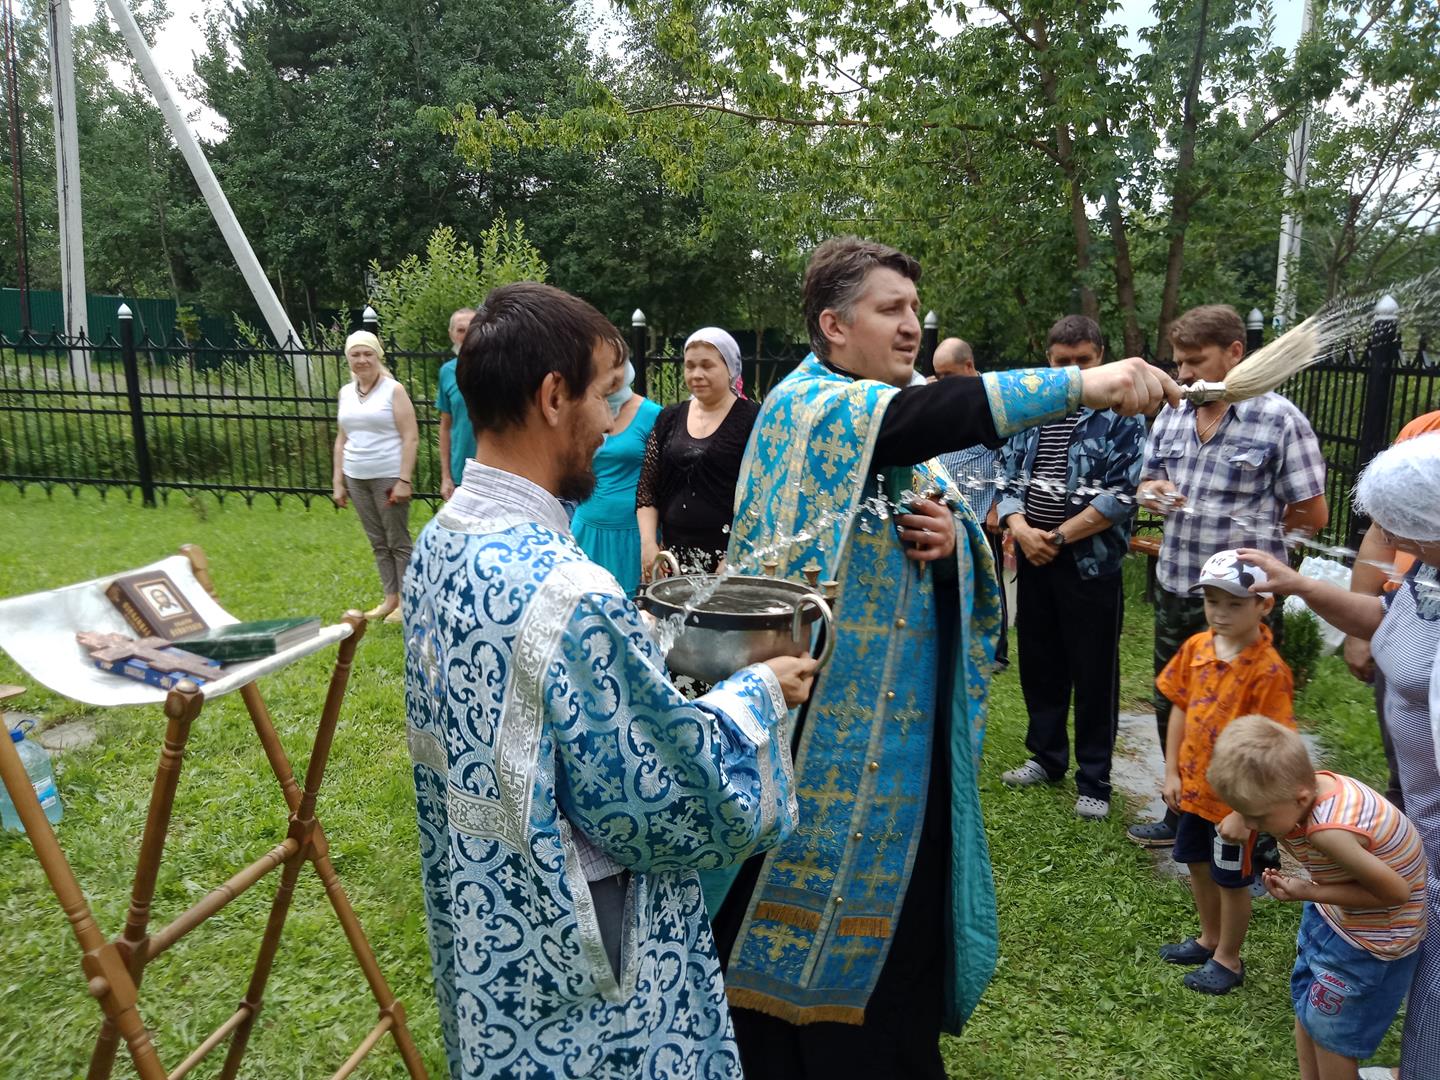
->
[[1049, 529, 1069, 548]]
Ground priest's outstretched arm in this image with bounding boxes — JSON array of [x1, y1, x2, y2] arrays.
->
[[550, 591, 799, 875]]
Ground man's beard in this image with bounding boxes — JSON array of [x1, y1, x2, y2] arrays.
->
[[555, 421, 598, 503]]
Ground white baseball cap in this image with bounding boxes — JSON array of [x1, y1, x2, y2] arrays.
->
[[1190, 549, 1272, 598]]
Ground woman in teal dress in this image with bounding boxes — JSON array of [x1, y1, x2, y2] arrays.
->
[[572, 361, 662, 594]]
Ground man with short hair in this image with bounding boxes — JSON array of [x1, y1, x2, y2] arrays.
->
[[996, 315, 1145, 820], [435, 306, 476, 500], [933, 336, 1008, 667], [931, 335, 976, 379], [403, 282, 816, 1078], [1126, 303, 1328, 848], [710, 236, 1180, 1076]]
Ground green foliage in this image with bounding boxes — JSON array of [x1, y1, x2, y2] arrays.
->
[[367, 221, 548, 350], [1279, 608, 1325, 692]]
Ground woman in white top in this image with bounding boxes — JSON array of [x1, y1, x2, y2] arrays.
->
[[332, 331, 419, 622]]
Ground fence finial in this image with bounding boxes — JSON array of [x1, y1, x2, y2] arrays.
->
[[632, 309, 647, 328], [1375, 294, 1399, 322], [362, 305, 378, 324], [117, 303, 133, 320], [924, 311, 939, 330], [1246, 308, 1263, 330]]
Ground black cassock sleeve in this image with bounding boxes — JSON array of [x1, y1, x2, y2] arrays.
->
[[871, 376, 1004, 467]]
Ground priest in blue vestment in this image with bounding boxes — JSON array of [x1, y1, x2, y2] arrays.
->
[[708, 237, 1180, 1077], [402, 282, 818, 1080]]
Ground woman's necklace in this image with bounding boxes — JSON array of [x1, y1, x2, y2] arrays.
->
[[356, 376, 380, 402]]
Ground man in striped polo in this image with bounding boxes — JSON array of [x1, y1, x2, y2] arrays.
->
[[996, 315, 1146, 820]]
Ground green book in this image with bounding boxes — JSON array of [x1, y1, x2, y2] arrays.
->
[[175, 617, 321, 662]]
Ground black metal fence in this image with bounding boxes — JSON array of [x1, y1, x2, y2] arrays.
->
[[1276, 300, 1438, 552], [3, 301, 1436, 549]]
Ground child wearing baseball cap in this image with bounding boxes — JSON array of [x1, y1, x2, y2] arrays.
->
[[1154, 549, 1297, 994]]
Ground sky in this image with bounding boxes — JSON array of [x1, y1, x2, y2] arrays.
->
[[100, 0, 1309, 138]]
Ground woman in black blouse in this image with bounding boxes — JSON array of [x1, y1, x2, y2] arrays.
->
[[637, 327, 760, 578]]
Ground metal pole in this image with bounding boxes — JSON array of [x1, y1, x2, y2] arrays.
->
[[919, 311, 939, 377], [1245, 308, 1264, 356], [4, 0, 30, 331], [630, 309, 648, 398], [119, 303, 156, 507], [103, 0, 303, 376], [1350, 294, 1399, 550], [1274, 0, 1316, 328], [47, 0, 87, 377]]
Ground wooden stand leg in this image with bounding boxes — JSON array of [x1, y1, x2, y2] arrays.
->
[[89, 682, 205, 1080], [230, 614, 428, 1078], [0, 687, 168, 1080]]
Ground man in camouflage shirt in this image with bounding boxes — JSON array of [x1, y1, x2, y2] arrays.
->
[[995, 316, 1146, 820]]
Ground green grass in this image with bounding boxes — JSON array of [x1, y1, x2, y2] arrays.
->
[[0, 488, 1403, 1077]]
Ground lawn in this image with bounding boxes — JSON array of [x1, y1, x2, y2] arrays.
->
[[0, 487, 1401, 1078]]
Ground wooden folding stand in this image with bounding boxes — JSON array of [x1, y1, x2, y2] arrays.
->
[[0, 545, 428, 1080]]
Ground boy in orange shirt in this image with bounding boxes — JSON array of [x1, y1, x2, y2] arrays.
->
[[1156, 549, 1295, 994]]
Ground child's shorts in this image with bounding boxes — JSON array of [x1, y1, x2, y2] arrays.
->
[[1291, 903, 1419, 1059], [1172, 811, 1254, 888]]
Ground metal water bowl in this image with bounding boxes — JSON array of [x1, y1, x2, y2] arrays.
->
[[635, 564, 834, 685]]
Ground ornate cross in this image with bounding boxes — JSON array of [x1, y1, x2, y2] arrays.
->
[[76, 632, 220, 679]]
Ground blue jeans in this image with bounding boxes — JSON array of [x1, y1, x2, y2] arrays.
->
[[1292, 902, 1420, 1059]]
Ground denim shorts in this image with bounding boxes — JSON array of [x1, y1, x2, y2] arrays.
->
[[1291, 903, 1420, 1059], [1172, 811, 1254, 888]]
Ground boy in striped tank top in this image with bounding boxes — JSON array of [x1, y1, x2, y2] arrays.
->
[[1209, 715, 1427, 1078]]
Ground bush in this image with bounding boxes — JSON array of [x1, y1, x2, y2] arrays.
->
[[1280, 608, 1324, 691], [368, 219, 548, 351]]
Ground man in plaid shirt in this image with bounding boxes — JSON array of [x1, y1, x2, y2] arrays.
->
[[1126, 305, 1328, 848]]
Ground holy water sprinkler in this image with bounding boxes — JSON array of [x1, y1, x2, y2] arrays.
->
[[1180, 317, 1323, 406]]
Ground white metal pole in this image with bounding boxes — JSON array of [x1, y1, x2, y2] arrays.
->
[[46, 0, 87, 380], [1274, 0, 1316, 330], [103, 0, 307, 380]]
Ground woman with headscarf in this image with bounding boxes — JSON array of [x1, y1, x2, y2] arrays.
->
[[637, 327, 760, 578], [571, 359, 663, 594], [332, 330, 419, 623], [1239, 431, 1440, 1080]]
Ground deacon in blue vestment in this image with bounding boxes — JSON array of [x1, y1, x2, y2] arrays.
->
[[403, 282, 817, 1079], [707, 237, 1180, 1077]]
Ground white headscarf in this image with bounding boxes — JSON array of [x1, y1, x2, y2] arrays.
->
[[684, 327, 744, 396], [1354, 431, 1440, 542]]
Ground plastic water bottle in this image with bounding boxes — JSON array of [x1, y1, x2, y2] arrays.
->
[[1, 725, 63, 832]]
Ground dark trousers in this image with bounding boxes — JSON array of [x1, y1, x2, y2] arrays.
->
[[1015, 548, 1123, 800], [986, 526, 1010, 666]]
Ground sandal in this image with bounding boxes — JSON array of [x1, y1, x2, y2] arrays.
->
[[1183, 958, 1244, 995], [1158, 937, 1214, 965]]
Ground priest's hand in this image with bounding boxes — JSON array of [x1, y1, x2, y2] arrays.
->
[[1080, 357, 1182, 416], [896, 498, 956, 563], [764, 655, 820, 707]]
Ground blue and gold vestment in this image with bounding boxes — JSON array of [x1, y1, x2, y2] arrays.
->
[[404, 462, 798, 1079], [718, 355, 1080, 1032]]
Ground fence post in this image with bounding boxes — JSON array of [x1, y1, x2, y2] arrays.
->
[[919, 311, 939, 377], [1245, 308, 1264, 356], [631, 309, 648, 398], [118, 303, 156, 507], [1350, 294, 1400, 550]]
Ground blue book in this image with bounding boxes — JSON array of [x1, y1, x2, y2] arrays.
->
[[92, 652, 222, 690]]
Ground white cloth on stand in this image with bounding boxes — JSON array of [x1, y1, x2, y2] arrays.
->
[[0, 553, 349, 707]]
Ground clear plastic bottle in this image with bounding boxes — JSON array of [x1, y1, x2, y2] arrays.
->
[[1, 725, 64, 832]]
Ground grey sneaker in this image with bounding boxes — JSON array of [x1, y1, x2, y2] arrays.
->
[[1001, 760, 1054, 787], [1075, 796, 1110, 819]]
